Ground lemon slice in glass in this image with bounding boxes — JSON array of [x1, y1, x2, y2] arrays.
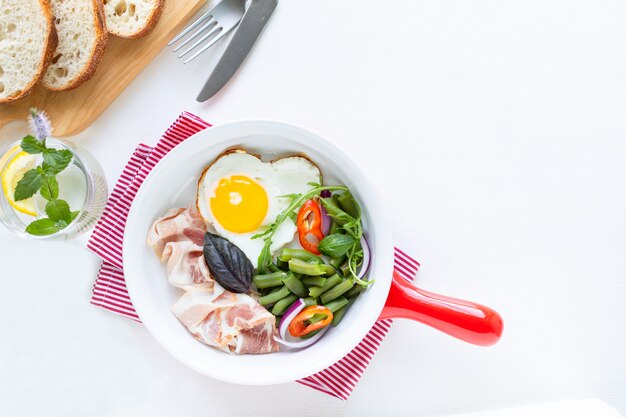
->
[[1, 147, 38, 216]]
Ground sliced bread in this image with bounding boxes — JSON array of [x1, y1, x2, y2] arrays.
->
[[42, 0, 108, 91], [0, 0, 57, 103], [103, 0, 164, 38]]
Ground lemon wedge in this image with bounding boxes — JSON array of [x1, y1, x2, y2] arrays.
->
[[1, 147, 39, 216]]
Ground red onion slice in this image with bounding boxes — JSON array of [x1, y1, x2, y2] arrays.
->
[[320, 204, 331, 236], [278, 298, 306, 333], [319, 190, 332, 235], [357, 235, 371, 279], [276, 298, 329, 349], [274, 326, 330, 349]]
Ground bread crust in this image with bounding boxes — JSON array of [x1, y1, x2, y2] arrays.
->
[[43, 0, 109, 91], [107, 0, 165, 39], [0, 0, 58, 103]]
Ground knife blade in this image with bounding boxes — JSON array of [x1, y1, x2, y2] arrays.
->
[[197, 0, 278, 102]]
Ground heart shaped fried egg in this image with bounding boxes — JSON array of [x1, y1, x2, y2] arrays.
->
[[196, 150, 321, 267]]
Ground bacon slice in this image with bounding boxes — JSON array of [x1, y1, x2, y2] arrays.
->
[[147, 207, 279, 354], [147, 208, 213, 290], [172, 285, 279, 354], [147, 208, 206, 256]]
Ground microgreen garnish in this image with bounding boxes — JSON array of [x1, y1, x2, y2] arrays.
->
[[254, 185, 349, 273], [13, 109, 78, 236], [320, 194, 371, 287], [254, 186, 373, 287]]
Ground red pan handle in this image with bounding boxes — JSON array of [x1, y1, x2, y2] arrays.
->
[[378, 270, 503, 346]]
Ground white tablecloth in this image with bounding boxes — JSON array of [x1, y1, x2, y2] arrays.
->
[[1, 0, 626, 416]]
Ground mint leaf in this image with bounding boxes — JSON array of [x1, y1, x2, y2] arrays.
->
[[42, 149, 72, 174], [14, 169, 43, 201], [45, 199, 70, 222], [55, 219, 69, 229], [69, 211, 80, 223], [39, 173, 59, 200], [21, 135, 46, 154], [25, 219, 61, 236]]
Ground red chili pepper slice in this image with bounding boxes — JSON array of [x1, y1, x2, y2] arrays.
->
[[288, 305, 334, 337], [296, 199, 324, 255]]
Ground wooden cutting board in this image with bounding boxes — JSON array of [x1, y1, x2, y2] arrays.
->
[[0, 0, 204, 137]]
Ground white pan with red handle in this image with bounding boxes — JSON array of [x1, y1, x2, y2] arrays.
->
[[123, 120, 503, 385]]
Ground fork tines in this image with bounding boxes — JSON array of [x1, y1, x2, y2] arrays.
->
[[169, 10, 225, 64]]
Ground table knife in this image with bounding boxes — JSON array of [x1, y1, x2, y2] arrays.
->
[[197, 0, 278, 102]]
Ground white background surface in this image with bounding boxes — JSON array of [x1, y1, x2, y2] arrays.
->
[[1, 0, 626, 416]]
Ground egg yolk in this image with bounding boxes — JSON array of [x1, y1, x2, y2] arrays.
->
[[210, 175, 269, 233]]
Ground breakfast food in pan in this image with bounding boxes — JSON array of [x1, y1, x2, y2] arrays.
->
[[0, 0, 57, 103], [43, 0, 107, 91], [148, 149, 372, 354], [103, 0, 164, 38], [147, 207, 280, 354], [196, 151, 323, 268]]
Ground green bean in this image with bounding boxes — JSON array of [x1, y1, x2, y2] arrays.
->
[[282, 272, 308, 297], [339, 261, 351, 277], [345, 284, 364, 299], [330, 255, 346, 269], [271, 294, 298, 315], [322, 265, 337, 276], [329, 219, 339, 235], [308, 313, 328, 324], [320, 279, 354, 304], [332, 299, 356, 326], [332, 194, 343, 209], [279, 248, 324, 264], [302, 276, 327, 287], [307, 314, 326, 324], [308, 274, 342, 298], [303, 297, 318, 306], [288, 259, 335, 276], [253, 271, 287, 289], [308, 286, 324, 299], [321, 197, 349, 226], [324, 296, 348, 313], [259, 285, 290, 306], [268, 263, 280, 273], [337, 191, 361, 219], [276, 259, 290, 271], [323, 273, 342, 290]]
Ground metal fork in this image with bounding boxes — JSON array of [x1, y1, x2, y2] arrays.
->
[[169, 0, 246, 64]]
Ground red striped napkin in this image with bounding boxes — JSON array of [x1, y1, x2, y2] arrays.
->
[[87, 112, 420, 400]]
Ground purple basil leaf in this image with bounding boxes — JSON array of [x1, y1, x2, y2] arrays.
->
[[203, 232, 254, 293]]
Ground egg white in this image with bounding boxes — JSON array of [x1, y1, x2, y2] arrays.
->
[[197, 150, 321, 267]]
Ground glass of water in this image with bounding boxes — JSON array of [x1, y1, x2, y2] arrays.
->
[[0, 138, 108, 240]]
